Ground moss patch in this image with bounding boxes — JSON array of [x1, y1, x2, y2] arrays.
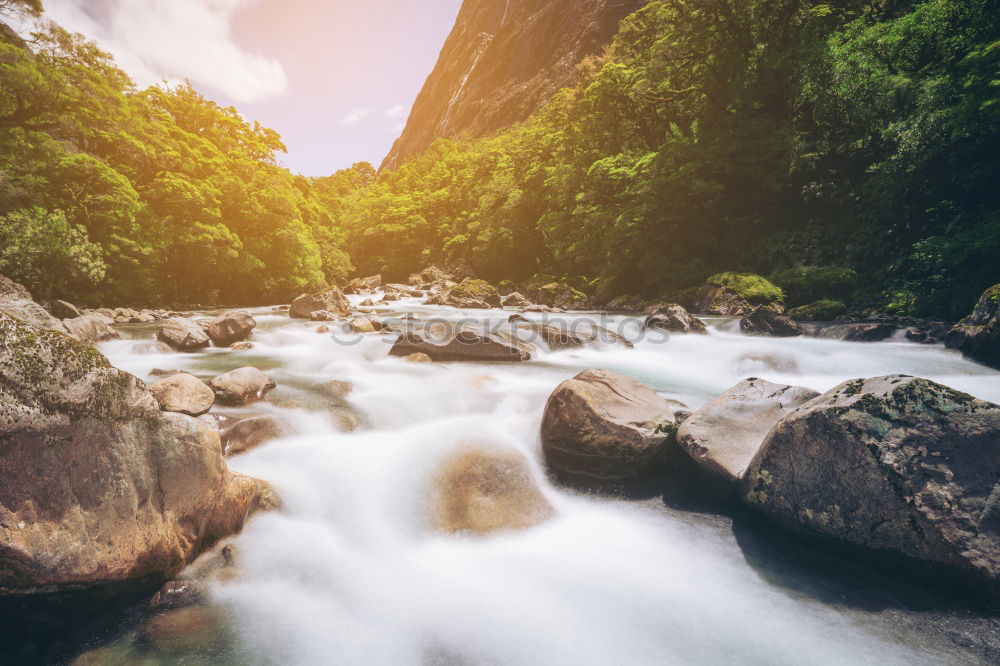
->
[[706, 272, 784, 305], [789, 299, 848, 321]]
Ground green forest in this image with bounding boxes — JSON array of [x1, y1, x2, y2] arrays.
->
[[2, 0, 998, 318]]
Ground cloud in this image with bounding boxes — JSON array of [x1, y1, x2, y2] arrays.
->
[[340, 108, 372, 126], [383, 104, 408, 118], [42, 0, 287, 103]]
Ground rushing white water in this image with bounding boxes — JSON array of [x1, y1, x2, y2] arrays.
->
[[99, 298, 1000, 665]]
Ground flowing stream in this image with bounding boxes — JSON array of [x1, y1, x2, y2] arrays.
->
[[96, 295, 1000, 665]]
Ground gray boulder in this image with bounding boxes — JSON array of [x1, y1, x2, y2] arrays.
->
[[157, 318, 211, 351], [677, 378, 819, 487], [946, 285, 1000, 369], [739, 306, 804, 337], [149, 373, 216, 417], [51, 299, 82, 319], [0, 275, 66, 333], [209, 367, 276, 406], [289, 286, 350, 319], [743, 375, 1000, 587], [541, 369, 678, 483], [389, 322, 532, 362], [62, 314, 121, 344], [644, 304, 707, 334], [206, 311, 256, 347]]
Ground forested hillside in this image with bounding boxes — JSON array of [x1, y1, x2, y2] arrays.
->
[[0, 0, 350, 306], [335, 0, 999, 319]]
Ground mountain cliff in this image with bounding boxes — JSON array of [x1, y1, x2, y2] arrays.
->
[[381, 0, 646, 171]]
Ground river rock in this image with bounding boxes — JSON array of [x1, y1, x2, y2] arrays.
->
[[149, 373, 215, 417], [348, 274, 382, 293], [0, 275, 67, 333], [0, 311, 273, 596], [743, 375, 1000, 587], [946, 284, 1000, 369], [221, 415, 283, 456], [432, 445, 555, 535], [739, 306, 804, 337], [523, 281, 590, 310], [207, 311, 256, 347], [843, 322, 896, 342], [389, 323, 532, 362], [502, 292, 531, 308], [644, 304, 707, 334], [541, 369, 678, 483], [605, 294, 646, 311], [507, 319, 633, 351], [157, 317, 211, 351], [289, 286, 351, 319], [428, 278, 502, 309], [406, 352, 433, 363], [677, 378, 819, 488], [62, 314, 121, 344], [209, 367, 276, 406], [311, 310, 339, 321], [695, 286, 753, 316], [408, 265, 452, 288], [51, 299, 82, 319], [385, 283, 423, 297], [350, 317, 384, 334]]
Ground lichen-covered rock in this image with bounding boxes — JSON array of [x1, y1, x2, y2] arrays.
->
[[695, 273, 784, 316], [740, 306, 804, 337], [946, 284, 1000, 369], [788, 299, 848, 322], [644, 304, 707, 335], [289, 286, 351, 319], [743, 375, 1000, 587], [62, 314, 121, 344], [149, 373, 215, 417], [541, 369, 678, 483], [0, 312, 273, 596], [206, 311, 256, 347], [677, 378, 818, 487], [389, 322, 532, 362], [431, 445, 555, 535], [208, 367, 276, 406], [157, 318, 210, 351]]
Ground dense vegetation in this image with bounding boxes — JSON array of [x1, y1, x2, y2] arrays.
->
[[326, 0, 998, 319], [1, 0, 997, 318], [0, 0, 349, 305]]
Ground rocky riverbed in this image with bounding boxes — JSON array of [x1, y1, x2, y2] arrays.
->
[[3, 279, 1000, 664]]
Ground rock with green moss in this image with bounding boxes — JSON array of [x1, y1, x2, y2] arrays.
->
[[695, 272, 784, 316], [0, 312, 274, 596], [541, 369, 679, 484], [946, 284, 1000, 369], [523, 281, 590, 310], [788, 299, 848, 321], [743, 375, 1000, 589]]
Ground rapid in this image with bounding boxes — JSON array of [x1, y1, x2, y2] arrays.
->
[[95, 294, 1000, 665]]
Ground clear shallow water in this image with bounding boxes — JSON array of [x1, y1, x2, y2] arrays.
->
[[98, 299, 1000, 665]]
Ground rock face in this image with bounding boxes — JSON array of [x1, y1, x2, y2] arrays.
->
[[946, 285, 1000, 369], [157, 318, 210, 351], [644, 304, 707, 334], [209, 367, 276, 406], [389, 323, 532, 362], [677, 379, 819, 487], [740, 307, 804, 337], [289, 286, 351, 319], [0, 312, 272, 595], [541, 369, 677, 482], [743, 375, 1000, 586], [149, 373, 216, 417], [382, 0, 646, 170], [432, 445, 555, 535], [206, 311, 256, 347]]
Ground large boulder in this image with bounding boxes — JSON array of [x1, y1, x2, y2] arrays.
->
[[523, 281, 590, 310], [389, 322, 532, 362], [209, 367, 276, 406], [149, 373, 216, 417], [347, 274, 382, 293], [506, 319, 633, 351], [946, 285, 1000, 369], [431, 445, 555, 535], [0, 275, 66, 333], [157, 318, 210, 352], [501, 291, 531, 308], [408, 265, 453, 288], [677, 379, 819, 488], [427, 278, 502, 309], [695, 272, 783, 316], [289, 286, 350, 319], [206, 311, 256, 347], [541, 369, 678, 483], [743, 375, 1000, 587], [739, 306, 804, 337], [643, 304, 707, 335], [843, 322, 896, 342], [62, 314, 121, 344], [0, 312, 273, 596]]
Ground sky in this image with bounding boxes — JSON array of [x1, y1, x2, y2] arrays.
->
[[42, 0, 463, 176]]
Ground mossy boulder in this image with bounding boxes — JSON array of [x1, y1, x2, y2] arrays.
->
[[945, 284, 1000, 369], [788, 299, 848, 321], [0, 312, 274, 596], [450, 278, 502, 308], [523, 280, 590, 310], [743, 375, 1000, 589], [695, 272, 784, 316]]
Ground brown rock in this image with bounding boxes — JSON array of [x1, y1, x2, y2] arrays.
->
[[432, 445, 555, 535], [945, 285, 1000, 369], [541, 369, 678, 483], [406, 352, 433, 363], [644, 304, 708, 335], [157, 317, 210, 351], [289, 286, 350, 319], [221, 415, 283, 456], [739, 306, 804, 337], [51, 299, 82, 319], [62, 314, 121, 344], [389, 322, 532, 362], [207, 311, 256, 347], [209, 367, 276, 406], [149, 373, 215, 417], [501, 292, 531, 308]]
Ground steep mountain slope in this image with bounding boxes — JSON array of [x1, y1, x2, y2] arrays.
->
[[381, 0, 646, 171]]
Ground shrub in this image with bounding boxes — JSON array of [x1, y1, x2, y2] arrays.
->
[[769, 265, 858, 307]]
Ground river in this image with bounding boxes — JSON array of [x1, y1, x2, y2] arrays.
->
[[93, 294, 1000, 664]]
